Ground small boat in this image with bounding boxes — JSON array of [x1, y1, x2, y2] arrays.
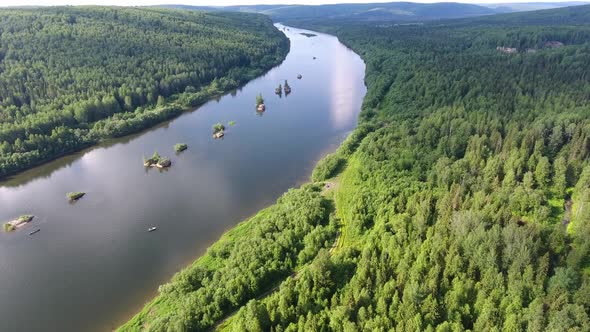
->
[[297, 74, 302, 79], [29, 229, 40, 236], [148, 227, 157, 232], [313, 57, 316, 60]]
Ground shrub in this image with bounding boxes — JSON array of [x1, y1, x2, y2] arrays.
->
[[212, 123, 225, 133], [312, 153, 346, 182], [174, 143, 188, 152]]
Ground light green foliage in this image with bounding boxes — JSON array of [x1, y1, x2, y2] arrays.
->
[[66, 192, 85, 201], [312, 153, 345, 182], [212, 123, 226, 134], [120, 184, 336, 331]]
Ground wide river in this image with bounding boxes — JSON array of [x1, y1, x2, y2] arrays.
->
[[0, 25, 366, 331]]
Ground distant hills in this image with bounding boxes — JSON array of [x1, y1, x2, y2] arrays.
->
[[485, 1, 590, 13], [159, 2, 590, 23], [454, 2, 590, 25]]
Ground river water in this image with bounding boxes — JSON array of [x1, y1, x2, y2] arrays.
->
[[0, 25, 366, 331]]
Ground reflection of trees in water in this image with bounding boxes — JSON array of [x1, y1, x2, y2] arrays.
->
[[0, 120, 173, 188], [0, 152, 82, 188]]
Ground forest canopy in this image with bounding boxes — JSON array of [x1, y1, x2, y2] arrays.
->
[[218, 6, 590, 332], [113, 4, 590, 331], [0, 7, 289, 178]]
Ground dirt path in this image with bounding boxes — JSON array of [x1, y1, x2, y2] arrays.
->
[[562, 198, 573, 225]]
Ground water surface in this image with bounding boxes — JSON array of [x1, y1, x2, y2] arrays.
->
[[0, 25, 366, 331]]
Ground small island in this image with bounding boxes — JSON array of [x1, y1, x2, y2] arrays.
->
[[228, 120, 236, 127], [275, 84, 282, 95], [256, 93, 266, 112], [144, 152, 172, 168], [174, 143, 188, 152], [67, 192, 85, 201], [4, 215, 34, 232], [300, 33, 317, 38], [213, 122, 225, 138], [284, 80, 291, 94], [297, 74, 302, 79]]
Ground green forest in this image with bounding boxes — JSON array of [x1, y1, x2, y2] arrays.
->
[[0, 7, 289, 178], [122, 5, 590, 332]]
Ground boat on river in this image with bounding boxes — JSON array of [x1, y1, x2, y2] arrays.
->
[[148, 227, 157, 232], [29, 229, 40, 236]]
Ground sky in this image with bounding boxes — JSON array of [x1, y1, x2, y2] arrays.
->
[[0, 0, 582, 6]]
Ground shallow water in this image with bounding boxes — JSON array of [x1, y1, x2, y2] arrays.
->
[[0, 25, 366, 331]]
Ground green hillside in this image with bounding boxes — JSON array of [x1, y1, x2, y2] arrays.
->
[[122, 5, 590, 331], [221, 6, 590, 331], [0, 7, 288, 178]]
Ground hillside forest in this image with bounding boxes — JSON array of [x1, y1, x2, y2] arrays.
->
[[123, 5, 590, 331], [0, 7, 289, 178]]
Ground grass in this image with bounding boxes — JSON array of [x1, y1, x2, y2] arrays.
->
[[118, 207, 274, 331], [547, 196, 565, 222], [3, 215, 34, 232], [3, 223, 15, 232], [67, 192, 86, 201]]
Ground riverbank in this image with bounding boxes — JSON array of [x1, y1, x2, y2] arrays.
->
[[0, 25, 367, 332], [116, 27, 370, 330], [118, 122, 369, 330], [0, 64, 289, 181], [209, 15, 590, 331], [118, 183, 337, 331], [0, 9, 290, 180]]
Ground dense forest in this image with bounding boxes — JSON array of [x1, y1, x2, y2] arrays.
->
[[123, 4, 590, 331], [0, 7, 289, 178]]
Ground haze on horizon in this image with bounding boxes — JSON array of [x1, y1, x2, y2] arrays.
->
[[0, 0, 584, 8]]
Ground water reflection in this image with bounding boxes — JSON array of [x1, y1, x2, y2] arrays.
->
[[0, 25, 366, 332], [329, 43, 365, 131]]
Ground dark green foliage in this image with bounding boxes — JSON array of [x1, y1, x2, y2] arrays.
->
[[212, 123, 226, 134], [226, 6, 590, 332], [0, 6, 289, 178], [117, 6, 590, 331], [144, 151, 170, 167], [174, 143, 188, 153]]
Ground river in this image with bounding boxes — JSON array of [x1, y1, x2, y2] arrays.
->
[[0, 25, 366, 331]]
